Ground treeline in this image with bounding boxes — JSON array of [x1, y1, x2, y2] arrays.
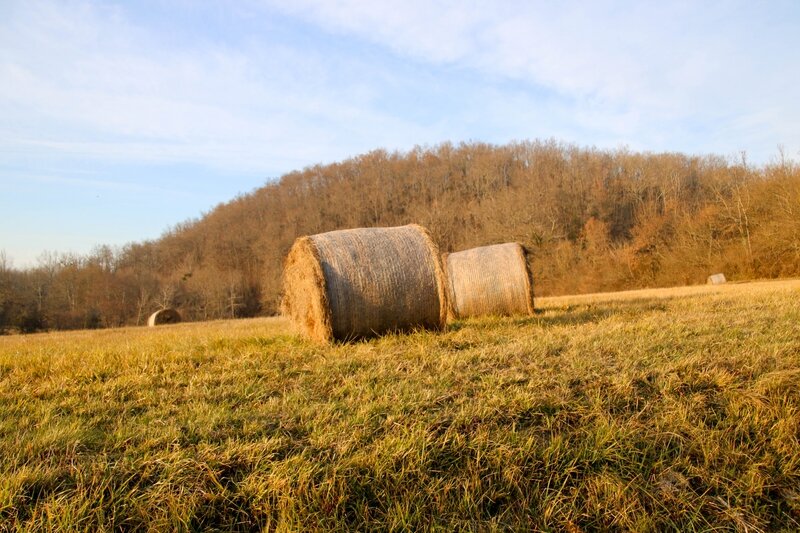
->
[[2, 140, 799, 333]]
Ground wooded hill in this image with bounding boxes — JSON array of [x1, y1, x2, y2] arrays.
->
[[2, 140, 799, 332]]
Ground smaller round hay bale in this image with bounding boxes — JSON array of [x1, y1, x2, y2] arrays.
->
[[281, 224, 448, 342], [147, 308, 181, 327], [445, 242, 534, 319], [707, 273, 727, 285]]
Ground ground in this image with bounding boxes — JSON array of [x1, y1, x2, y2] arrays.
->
[[1, 280, 799, 530]]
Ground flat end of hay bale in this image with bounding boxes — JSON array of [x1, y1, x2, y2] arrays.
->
[[515, 242, 536, 315], [407, 224, 448, 330], [281, 236, 334, 343], [441, 251, 457, 321], [147, 308, 181, 327]]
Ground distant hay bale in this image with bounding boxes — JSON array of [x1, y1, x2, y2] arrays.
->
[[147, 309, 181, 327], [281, 224, 448, 342], [445, 242, 534, 319], [707, 273, 727, 285]]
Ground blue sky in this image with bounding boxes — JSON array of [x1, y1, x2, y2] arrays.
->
[[2, 0, 799, 267]]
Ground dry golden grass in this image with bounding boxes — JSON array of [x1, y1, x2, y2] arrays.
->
[[1, 280, 799, 530]]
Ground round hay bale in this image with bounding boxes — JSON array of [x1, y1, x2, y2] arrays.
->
[[707, 273, 727, 285], [147, 308, 181, 327], [281, 224, 448, 342], [445, 242, 534, 319]]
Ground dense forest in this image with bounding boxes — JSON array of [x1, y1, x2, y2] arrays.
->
[[2, 140, 799, 333]]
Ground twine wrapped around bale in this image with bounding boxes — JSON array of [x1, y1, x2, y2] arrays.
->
[[281, 224, 448, 342], [147, 308, 181, 327], [445, 242, 534, 319]]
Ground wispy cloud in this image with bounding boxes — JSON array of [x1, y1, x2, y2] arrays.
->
[[263, 0, 800, 159], [0, 0, 438, 174], [0, 0, 798, 265], [2, 0, 798, 172]]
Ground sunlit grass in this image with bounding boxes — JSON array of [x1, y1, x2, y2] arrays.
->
[[2, 281, 799, 530]]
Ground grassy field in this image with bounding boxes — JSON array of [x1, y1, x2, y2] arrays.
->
[[1, 280, 799, 531]]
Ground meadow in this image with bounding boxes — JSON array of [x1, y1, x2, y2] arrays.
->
[[1, 280, 799, 531]]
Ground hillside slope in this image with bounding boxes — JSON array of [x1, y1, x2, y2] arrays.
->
[[2, 280, 799, 529], [2, 140, 800, 332]]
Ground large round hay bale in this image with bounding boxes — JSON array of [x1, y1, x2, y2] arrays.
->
[[281, 224, 448, 342], [445, 242, 534, 319], [147, 308, 181, 327]]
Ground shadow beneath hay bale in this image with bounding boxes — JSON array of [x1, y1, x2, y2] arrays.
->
[[513, 298, 675, 329], [417, 293, 712, 336], [447, 321, 468, 333], [505, 307, 615, 328]]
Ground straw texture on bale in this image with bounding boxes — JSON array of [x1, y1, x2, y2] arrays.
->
[[445, 242, 534, 319], [707, 273, 727, 285], [147, 308, 181, 327], [281, 224, 448, 342]]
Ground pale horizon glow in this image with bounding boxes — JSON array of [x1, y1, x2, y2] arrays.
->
[[1, 0, 798, 266]]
